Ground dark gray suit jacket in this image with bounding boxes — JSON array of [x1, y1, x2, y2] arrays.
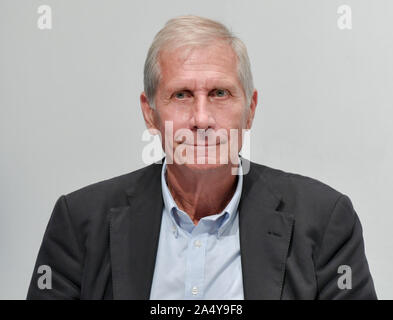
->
[[27, 158, 377, 299]]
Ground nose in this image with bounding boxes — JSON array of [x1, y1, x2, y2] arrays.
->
[[190, 95, 215, 130]]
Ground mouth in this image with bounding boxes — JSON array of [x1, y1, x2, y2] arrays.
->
[[183, 143, 220, 146]]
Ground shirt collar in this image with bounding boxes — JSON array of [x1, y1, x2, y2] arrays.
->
[[161, 156, 243, 239]]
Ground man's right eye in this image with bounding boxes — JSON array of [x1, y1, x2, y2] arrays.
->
[[174, 91, 191, 99]]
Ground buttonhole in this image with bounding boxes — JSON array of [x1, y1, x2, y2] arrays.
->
[[268, 230, 282, 238]]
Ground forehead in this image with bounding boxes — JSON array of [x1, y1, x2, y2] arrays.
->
[[158, 43, 240, 89]]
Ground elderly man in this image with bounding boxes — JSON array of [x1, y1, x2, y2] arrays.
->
[[27, 16, 376, 300]]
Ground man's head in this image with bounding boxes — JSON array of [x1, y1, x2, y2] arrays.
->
[[141, 15, 257, 170]]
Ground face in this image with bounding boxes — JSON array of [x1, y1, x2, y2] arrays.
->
[[141, 41, 257, 171]]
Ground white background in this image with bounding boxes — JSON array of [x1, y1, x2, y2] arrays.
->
[[1, 0, 392, 299]]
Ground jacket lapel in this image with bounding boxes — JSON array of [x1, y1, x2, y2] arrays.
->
[[239, 159, 295, 299], [110, 161, 164, 300]]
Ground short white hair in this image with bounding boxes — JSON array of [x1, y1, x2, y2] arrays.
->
[[143, 15, 254, 109]]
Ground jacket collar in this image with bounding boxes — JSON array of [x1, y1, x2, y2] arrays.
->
[[109, 157, 294, 299]]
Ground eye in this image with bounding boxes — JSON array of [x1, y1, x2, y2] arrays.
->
[[174, 91, 191, 100], [211, 89, 229, 98]]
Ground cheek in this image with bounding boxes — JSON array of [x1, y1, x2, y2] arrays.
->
[[217, 106, 248, 129], [168, 111, 190, 133], [238, 106, 250, 127], [156, 110, 191, 145], [155, 107, 185, 130]]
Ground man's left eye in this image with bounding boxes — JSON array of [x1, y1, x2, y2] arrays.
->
[[212, 89, 229, 98]]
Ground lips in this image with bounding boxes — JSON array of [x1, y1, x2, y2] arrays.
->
[[183, 143, 220, 146], [175, 136, 227, 146]]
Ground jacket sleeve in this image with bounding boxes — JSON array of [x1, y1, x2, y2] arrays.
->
[[314, 194, 377, 299], [27, 195, 84, 299]]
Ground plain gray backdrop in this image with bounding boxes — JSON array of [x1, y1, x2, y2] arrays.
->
[[1, 0, 392, 299]]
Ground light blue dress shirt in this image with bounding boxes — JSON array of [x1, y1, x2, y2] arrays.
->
[[149, 158, 244, 300]]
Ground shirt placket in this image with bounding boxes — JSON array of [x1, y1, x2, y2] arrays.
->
[[184, 229, 207, 299]]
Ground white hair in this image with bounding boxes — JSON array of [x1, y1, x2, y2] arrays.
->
[[143, 15, 254, 109]]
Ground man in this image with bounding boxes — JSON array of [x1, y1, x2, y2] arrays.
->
[[27, 15, 377, 299]]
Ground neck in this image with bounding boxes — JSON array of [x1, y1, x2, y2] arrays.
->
[[165, 163, 238, 225]]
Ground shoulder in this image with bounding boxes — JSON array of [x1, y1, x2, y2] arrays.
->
[[248, 160, 348, 221], [250, 160, 343, 196], [62, 161, 162, 222], [248, 160, 358, 250]]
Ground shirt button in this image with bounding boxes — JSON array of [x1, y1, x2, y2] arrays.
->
[[172, 225, 178, 238], [192, 286, 199, 295], [194, 240, 202, 248]]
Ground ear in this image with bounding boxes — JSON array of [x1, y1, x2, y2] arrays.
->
[[140, 92, 159, 134], [246, 89, 258, 130]]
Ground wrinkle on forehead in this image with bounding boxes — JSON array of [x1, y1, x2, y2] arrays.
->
[[159, 42, 238, 73], [158, 43, 241, 93]]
